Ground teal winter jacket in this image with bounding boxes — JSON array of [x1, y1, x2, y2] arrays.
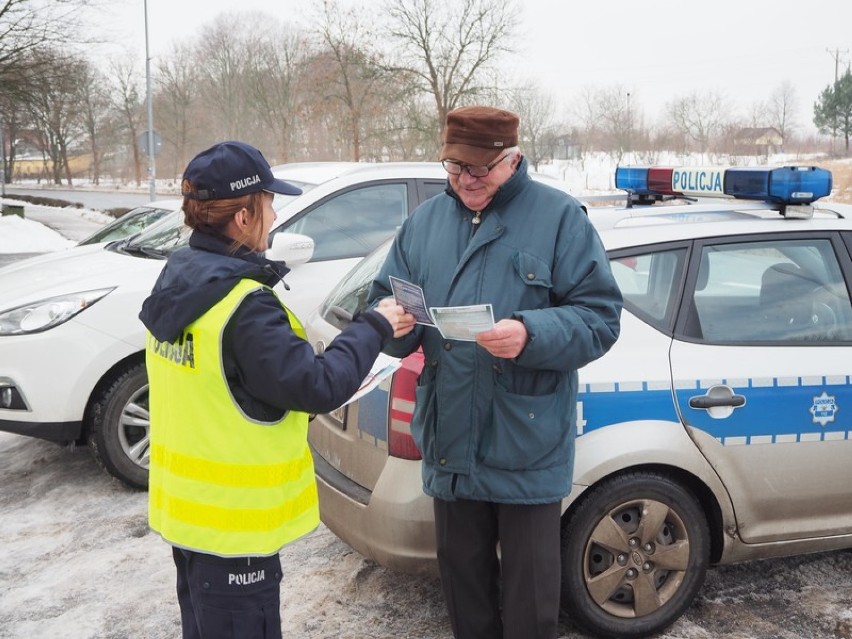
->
[[368, 158, 622, 504]]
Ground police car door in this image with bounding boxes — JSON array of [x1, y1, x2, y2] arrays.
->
[[669, 233, 852, 545]]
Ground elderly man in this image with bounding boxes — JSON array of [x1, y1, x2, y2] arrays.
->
[[369, 106, 622, 639]]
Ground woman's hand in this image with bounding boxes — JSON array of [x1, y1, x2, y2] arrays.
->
[[374, 298, 416, 338]]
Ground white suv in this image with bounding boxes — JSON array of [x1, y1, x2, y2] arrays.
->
[[0, 162, 569, 489], [304, 165, 852, 638]]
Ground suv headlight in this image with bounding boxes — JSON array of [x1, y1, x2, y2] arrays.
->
[[0, 288, 116, 335]]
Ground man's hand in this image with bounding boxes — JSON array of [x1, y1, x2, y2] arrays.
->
[[475, 319, 527, 359]]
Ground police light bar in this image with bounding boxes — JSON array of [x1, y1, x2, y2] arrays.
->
[[615, 166, 832, 205]]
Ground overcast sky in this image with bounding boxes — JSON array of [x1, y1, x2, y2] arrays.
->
[[93, 0, 851, 134]]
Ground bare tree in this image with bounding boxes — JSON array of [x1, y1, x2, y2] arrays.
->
[[307, 0, 372, 160], [243, 17, 308, 162], [571, 88, 603, 164], [572, 86, 637, 162], [666, 90, 728, 155], [1, 0, 93, 180], [23, 48, 90, 184], [196, 14, 259, 141], [507, 84, 554, 170], [0, 0, 90, 88], [79, 61, 111, 184], [596, 87, 634, 162], [155, 41, 202, 178], [0, 83, 26, 181], [769, 81, 797, 146], [109, 55, 145, 185], [745, 100, 768, 128], [383, 0, 519, 145]]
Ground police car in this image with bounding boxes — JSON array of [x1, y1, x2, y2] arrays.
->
[[304, 165, 852, 639]]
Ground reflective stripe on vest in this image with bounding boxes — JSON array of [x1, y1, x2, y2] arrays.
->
[[146, 278, 318, 557]]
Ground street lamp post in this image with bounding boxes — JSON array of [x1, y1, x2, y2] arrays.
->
[[0, 124, 6, 199], [144, 0, 156, 201]]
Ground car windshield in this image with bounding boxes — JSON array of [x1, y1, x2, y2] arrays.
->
[[118, 186, 311, 258], [78, 204, 177, 245], [320, 238, 393, 330]]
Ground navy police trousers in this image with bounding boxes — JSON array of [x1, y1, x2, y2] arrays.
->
[[173, 546, 283, 639]]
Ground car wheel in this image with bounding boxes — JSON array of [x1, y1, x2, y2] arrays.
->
[[560, 471, 710, 639], [88, 362, 150, 490]]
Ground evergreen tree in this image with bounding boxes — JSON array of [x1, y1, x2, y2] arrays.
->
[[813, 69, 852, 153]]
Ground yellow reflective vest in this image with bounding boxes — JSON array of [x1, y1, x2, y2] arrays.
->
[[146, 279, 318, 557]]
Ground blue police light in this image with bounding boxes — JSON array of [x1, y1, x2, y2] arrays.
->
[[614, 167, 650, 192], [725, 166, 832, 204], [615, 165, 832, 205]]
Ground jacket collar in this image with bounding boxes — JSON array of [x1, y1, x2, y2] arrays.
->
[[188, 230, 290, 284], [445, 155, 530, 214]]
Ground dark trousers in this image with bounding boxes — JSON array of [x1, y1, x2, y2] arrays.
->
[[173, 547, 283, 639], [433, 498, 562, 639]]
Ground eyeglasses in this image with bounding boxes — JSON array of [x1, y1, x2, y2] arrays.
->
[[442, 152, 510, 178]]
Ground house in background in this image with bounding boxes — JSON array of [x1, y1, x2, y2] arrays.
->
[[734, 127, 783, 157], [551, 135, 582, 160]]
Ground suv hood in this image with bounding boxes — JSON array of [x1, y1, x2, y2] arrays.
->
[[0, 244, 165, 310]]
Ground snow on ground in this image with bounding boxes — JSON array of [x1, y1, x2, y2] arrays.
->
[[0, 213, 75, 252], [2, 429, 851, 639], [0, 199, 113, 253]]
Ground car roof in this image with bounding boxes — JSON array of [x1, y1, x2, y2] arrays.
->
[[271, 161, 446, 185], [271, 160, 572, 194], [593, 202, 852, 251]]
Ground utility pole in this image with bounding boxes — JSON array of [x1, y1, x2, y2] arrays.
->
[[144, 0, 156, 201], [826, 47, 848, 84], [626, 92, 632, 164]]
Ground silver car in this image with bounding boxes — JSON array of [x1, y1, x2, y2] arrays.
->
[[305, 165, 852, 638]]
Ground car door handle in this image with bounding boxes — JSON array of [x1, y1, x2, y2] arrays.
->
[[688, 394, 746, 409]]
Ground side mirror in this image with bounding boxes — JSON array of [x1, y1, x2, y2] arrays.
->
[[266, 232, 314, 266]]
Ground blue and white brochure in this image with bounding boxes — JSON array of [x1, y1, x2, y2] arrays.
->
[[428, 304, 495, 342]]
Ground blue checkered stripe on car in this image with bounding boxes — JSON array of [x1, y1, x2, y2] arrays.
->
[[578, 376, 852, 445]]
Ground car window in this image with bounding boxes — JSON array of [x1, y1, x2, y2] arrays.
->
[[79, 206, 173, 245], [280, 183, 407, 262], [688, 238, 852, 343], [421, 180, 447, 201], [610, 249, 686, 330], [319, 240, 393, 330]]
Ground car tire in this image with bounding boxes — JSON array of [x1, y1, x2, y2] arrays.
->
[[88, 362, 150, 490], [560, 471, 710, 639]]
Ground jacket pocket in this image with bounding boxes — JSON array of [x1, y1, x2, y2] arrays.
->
[[511, 251, 554, 311], [480, 385, 570, 471], [411, 381, 436, 462], [513, 251, 553, 289]]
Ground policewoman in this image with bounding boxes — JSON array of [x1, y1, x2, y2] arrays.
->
[[139, 141, 413, 639]]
